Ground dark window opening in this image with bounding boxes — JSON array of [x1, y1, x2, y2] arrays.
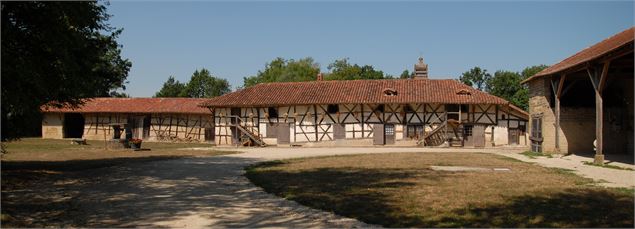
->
[[376, 104, 385, 113], [502, 114, 506, 120], [446, 104, 460, 112], [327, 104, 339, 114], [268, 107, 278, 118], [404, 104, 414, 113], [460, 104, 469, 112]]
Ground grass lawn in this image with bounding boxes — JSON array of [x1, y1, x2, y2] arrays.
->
[[1, 138, 232, 162], [246, 152, 635, 228]]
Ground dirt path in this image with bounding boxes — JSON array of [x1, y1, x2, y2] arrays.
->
[[3, 146, 632, 228]]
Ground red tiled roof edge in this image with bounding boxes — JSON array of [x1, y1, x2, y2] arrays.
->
[[41, 97, 212, 114], [522, 27, 634, 84], [200, 79, 510, 108]]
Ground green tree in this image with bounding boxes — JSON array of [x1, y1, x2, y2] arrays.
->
[[325, 58, 387, 80], [243, 57, 320, 88], [2, 1, 131, 140], [488, 70, 527, 110], [154, 76, 187, 97], [521, 64, 549, 80], [460, 67, 491, 91], [182, 69, 231, 98], [400, 70, 411, 79]]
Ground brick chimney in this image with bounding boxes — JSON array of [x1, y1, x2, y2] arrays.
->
[[317, 73, 323, 81]]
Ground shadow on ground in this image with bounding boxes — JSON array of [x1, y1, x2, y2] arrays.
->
[[246, 164, 635, 228], [2, 156, 336, 228]]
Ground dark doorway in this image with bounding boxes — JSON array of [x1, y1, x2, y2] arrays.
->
[[63, 113, 84, 138], [143, 115, 151, 139]]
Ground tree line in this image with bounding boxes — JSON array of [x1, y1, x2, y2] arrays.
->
[[155, 57, 547, 112]]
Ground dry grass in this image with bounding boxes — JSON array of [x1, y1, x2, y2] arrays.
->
[[1, 138, 231, 162], [246, 152, 635, 228]]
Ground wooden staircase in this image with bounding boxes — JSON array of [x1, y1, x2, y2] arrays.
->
[[229, 115, 266, 147], [236, 124, 266, 147], [419, 122, 447, 146], [418, 119, 464, 147]]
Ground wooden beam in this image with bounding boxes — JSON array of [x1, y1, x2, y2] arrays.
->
[[598, 61, 610, 92], [556, 74, 566, 99]]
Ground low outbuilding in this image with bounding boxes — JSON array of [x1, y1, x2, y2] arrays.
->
[[41, 98, 214, 143]]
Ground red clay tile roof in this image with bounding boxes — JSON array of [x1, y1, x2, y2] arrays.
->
[[522, 27, 634, 84], [41, 98, 211, 114], [200, 79, 509, 108]]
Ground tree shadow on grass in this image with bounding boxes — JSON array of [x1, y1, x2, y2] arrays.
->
[[246, 165, 450, 227], [246, 163, 635, 228], [428, 188, 635, 228]]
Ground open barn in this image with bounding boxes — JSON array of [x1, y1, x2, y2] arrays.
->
[[41, 98, 214, 143], [522, 27, 634, 164]]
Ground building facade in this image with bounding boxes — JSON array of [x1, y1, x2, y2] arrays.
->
[[202, 63, 529, 147], [41, 98, 214, 143]]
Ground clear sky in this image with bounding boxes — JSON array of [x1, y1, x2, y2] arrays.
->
[[106, 1, 634, 97]]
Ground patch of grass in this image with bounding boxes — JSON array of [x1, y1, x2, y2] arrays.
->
[[583, 161, 634, 171], [1, 138, 234, 162], [246, 152, 634, 228], [520, 151, 553, 159]]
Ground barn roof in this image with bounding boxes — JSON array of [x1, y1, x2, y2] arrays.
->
[[200, 79, 510, 108], [522, 27, 634, 84], [41, 98, 211, 114]]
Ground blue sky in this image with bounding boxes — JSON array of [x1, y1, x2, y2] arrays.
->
[[107, 1, 634, 97]]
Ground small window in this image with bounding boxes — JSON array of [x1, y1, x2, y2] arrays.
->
[[464, 125, 473, 136], [460, 104, 469, 112], [327, 104, 339, 114], [502, 114, 506, 120], [268, 107, 279, 118], [376, 104, 385, 112], [403, 104, 414, 113], [446, 104, 460, 112]]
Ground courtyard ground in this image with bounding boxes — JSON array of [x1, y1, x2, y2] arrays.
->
[[1, 140, 634, 228]]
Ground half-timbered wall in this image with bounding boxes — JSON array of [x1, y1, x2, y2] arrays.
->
[[212, 103, 527, 147], [42, 113, 214, 142]]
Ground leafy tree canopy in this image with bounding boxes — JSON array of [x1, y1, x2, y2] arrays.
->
[[459, 67, 491, 91], [521, 64, 549, 79], [243, 57, 320, 88], [325, 58, 388, 80], [181, 69, 231, 98], [2, 1, 131, 139], [400, 70, 411, 79], [154, 76, 186, 98]]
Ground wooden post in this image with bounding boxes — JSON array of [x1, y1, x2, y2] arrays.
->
[[587, 62, 609, 164]]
